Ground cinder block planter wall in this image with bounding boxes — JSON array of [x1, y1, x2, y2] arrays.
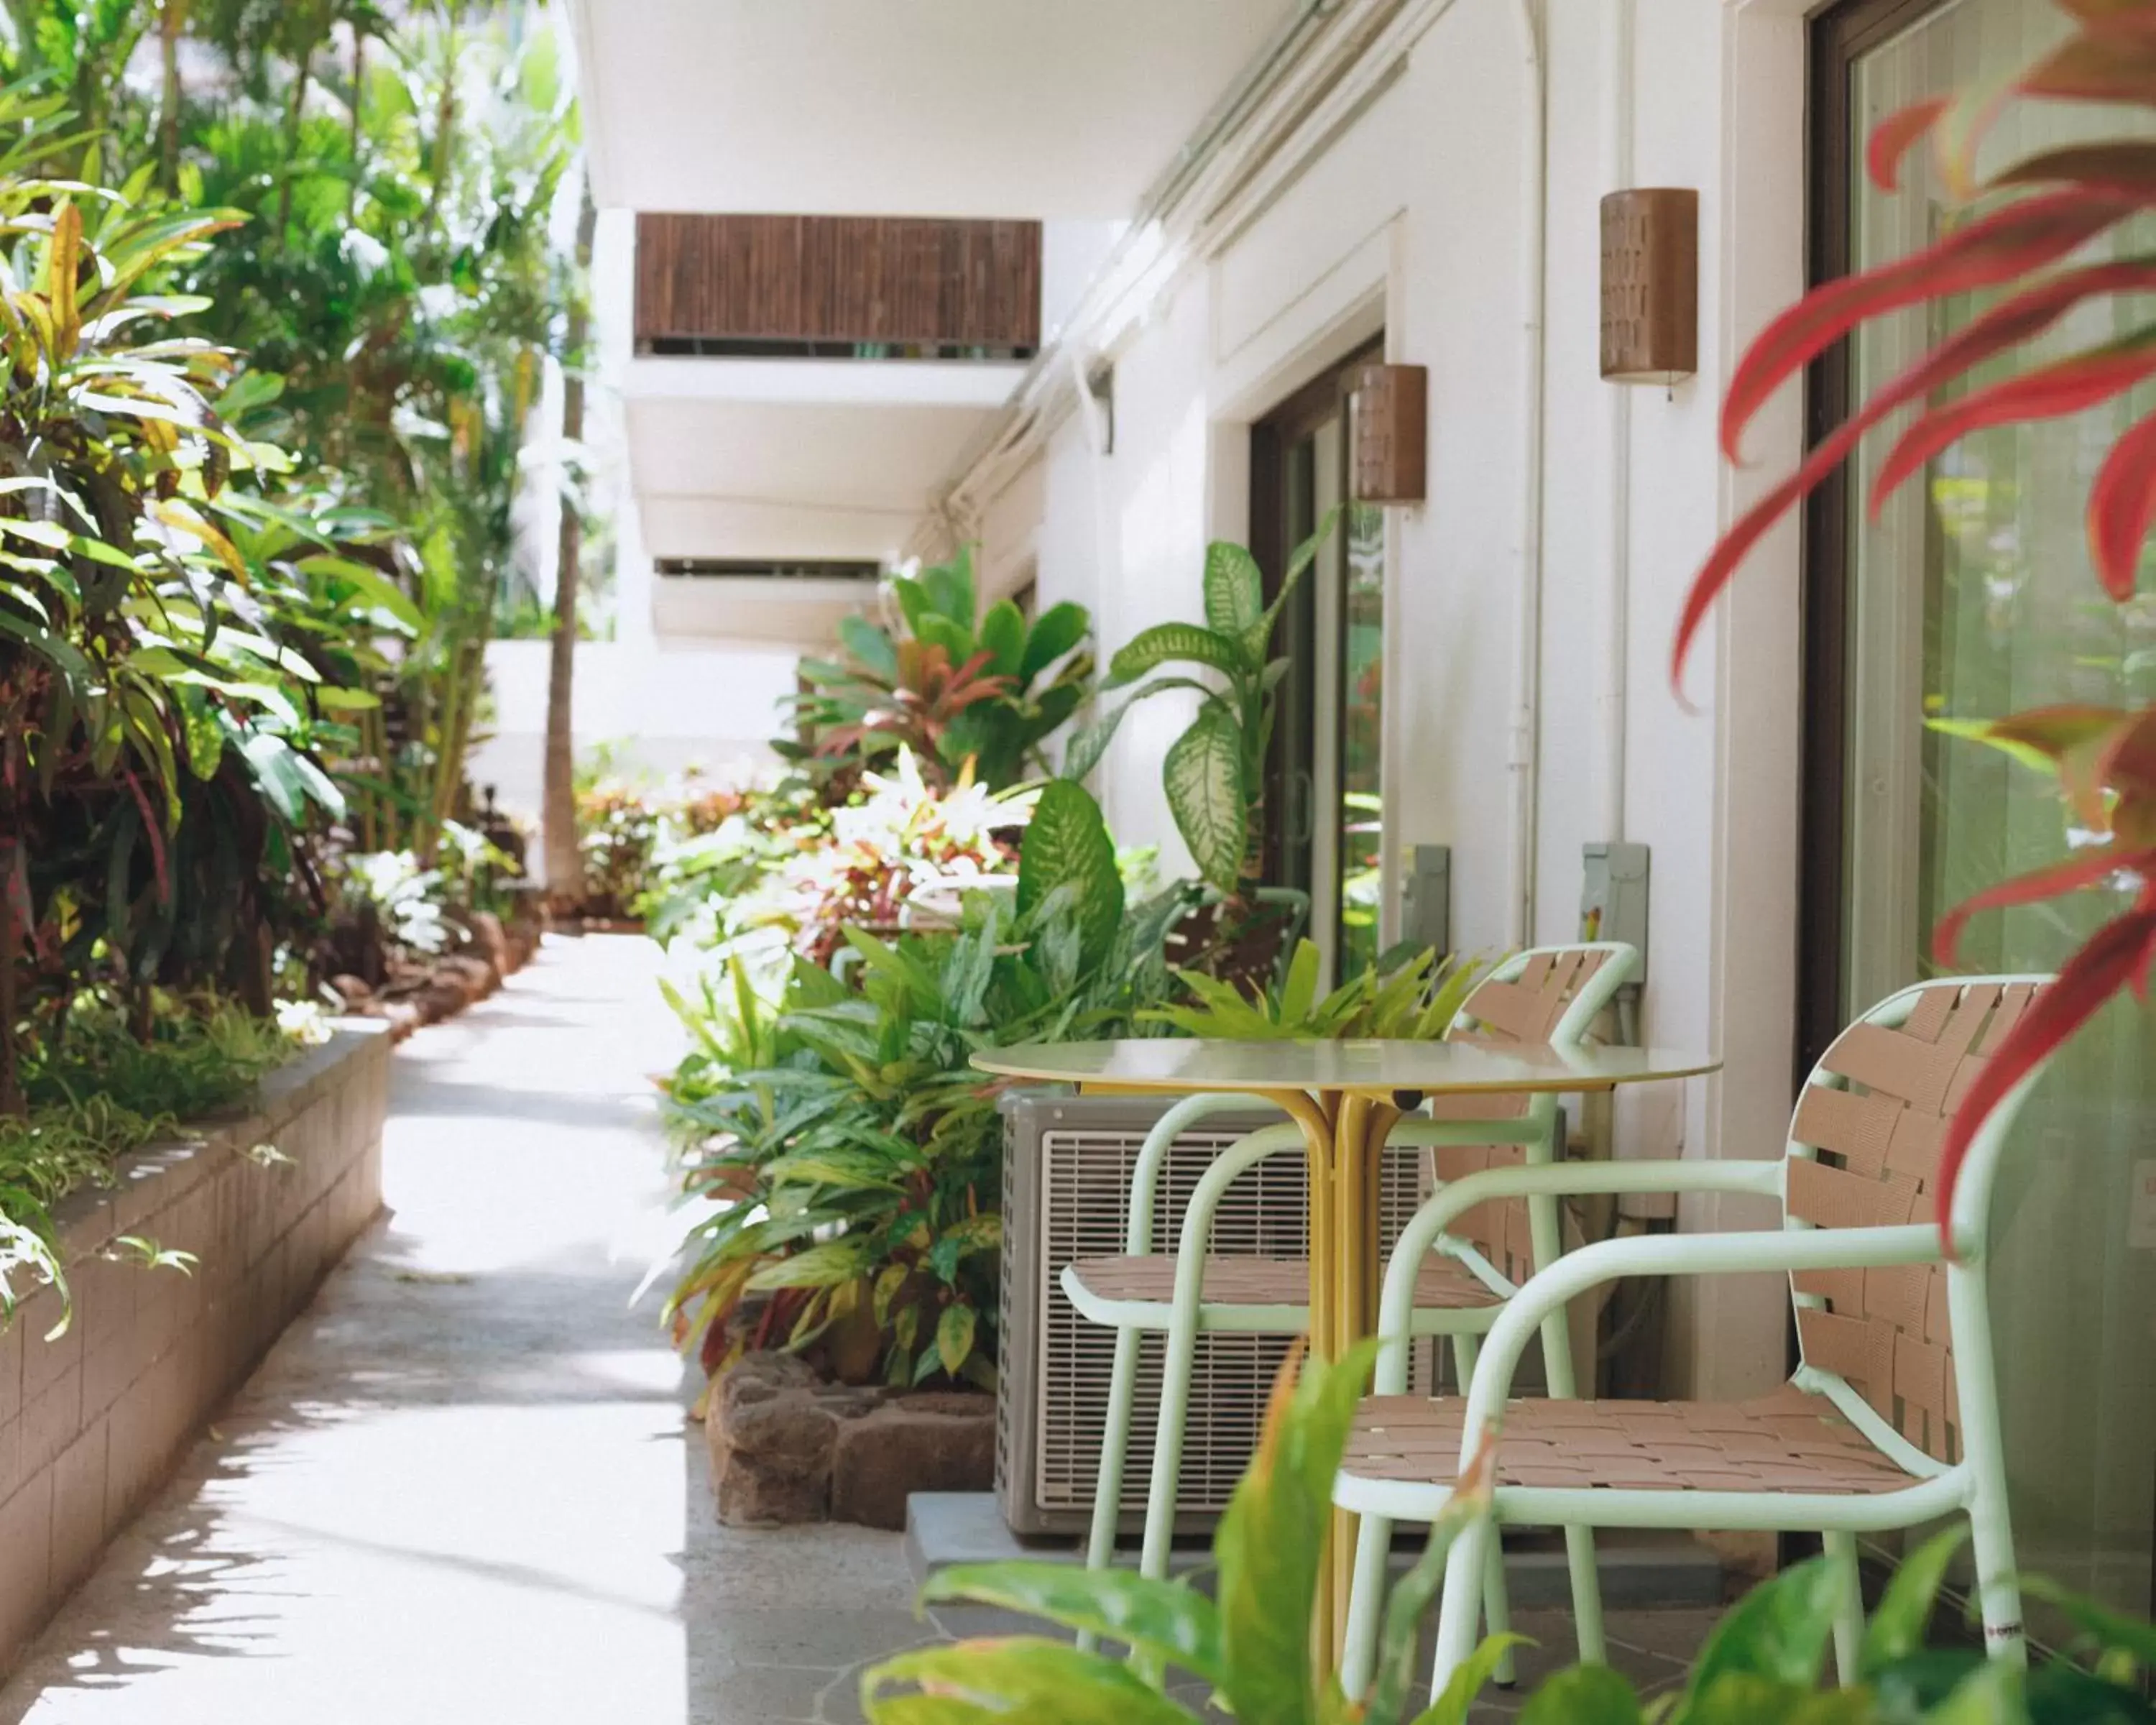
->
[[0, 1021, 392, 1675]]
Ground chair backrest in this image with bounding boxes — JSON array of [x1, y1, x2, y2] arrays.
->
[[1784, 975, 2048, 1466], [1425, 943, 1639, 1282]]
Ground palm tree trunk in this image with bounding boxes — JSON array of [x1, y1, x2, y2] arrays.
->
[[158, 0, 188, 192], [541, 185, 598, 909], [275, 48, 313, 236], [346, 21, 365, 216], [0, 845, 22, 1120]]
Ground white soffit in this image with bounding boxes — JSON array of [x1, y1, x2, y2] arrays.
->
[[625, 393, 1000, 514], [572, 1, 1301, 218], [650, 578, 873, 649]]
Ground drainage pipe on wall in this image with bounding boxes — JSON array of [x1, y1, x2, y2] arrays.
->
[[1598, 0, 1636, 845], [1505, 0, 1548, 948]]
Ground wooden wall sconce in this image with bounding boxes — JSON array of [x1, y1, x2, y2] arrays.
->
[[1349, 362, 1427, 504], [1600, 188, 1697, 385]]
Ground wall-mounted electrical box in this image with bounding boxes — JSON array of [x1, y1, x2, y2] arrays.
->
[[1581, 842, 1650, 982], [1401, 844, 1451, 957]]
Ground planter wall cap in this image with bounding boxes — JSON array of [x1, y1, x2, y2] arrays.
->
[[52, 1028, 388, 1265]]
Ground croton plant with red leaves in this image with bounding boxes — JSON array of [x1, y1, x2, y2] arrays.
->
[[1682, 0, 2156, 1248]]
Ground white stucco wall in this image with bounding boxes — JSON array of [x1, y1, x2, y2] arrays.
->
[[1004, 0, 1812, 1399], [466, 638, 796, 828]]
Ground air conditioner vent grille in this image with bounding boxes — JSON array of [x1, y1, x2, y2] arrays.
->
[[1023, 1122, 1426, 1522]]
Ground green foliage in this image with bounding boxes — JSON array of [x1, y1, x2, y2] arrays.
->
[[659, 880, 1184, 1387], [867, 1358, 2156, 1725], [571, 772, 745, 921], [791, 547, 1097, 791], [869, 1345, 1493, 1725], [1141, 942, 1488, 1041], [636, 778, 831, 947], [0, 0, 572, 1297], [1065, 513, 1339, 894], [27, 991, 293, 1122]]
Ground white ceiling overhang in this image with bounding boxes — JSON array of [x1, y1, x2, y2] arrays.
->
[[623, 357, 1026, 563], [570, 1, 1302, 219]]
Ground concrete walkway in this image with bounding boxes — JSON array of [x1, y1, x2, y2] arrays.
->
[[0, 934, 925, 1725]]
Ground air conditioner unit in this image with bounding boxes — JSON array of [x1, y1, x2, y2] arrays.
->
[[998, 1090, 1434, 1538]]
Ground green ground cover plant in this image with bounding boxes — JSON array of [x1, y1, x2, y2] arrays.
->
[[0, 988, 318, 1326]]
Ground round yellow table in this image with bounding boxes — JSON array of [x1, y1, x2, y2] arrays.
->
[[971, 1036, 1721, 1673]]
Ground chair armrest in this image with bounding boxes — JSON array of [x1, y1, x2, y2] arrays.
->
[[1444, 1224, 1942, 1469], [1376, 1157, 1784, 1363], [1388, 1117, 1549, 1150]]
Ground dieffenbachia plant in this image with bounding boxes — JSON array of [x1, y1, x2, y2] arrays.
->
[[1682, 0, 2156, 1248], [1063, 512, 1338, 896]]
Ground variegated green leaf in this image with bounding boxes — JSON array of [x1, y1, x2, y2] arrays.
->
[[1164, 698, 1248, 894], [1018, 779, 1124, 971], [1107, 621, 1243, 688], [1203, 540, 1264, 645]]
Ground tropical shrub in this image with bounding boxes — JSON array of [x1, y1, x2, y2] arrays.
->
[[637, 778, 831, 948], [574, 781, 665, 921], [0, 116, 368, 1103], [1684, 1, 2156, 1237], [315, 817, 518, 990], [790, 547, 1095, 792], [573, 769, 746, 921], [865, 1347, 2155, 1724], [745, 752, 1033, 968], [659, 781, 1169, 1389], [0, 0, 579, 1319], [165, 5, 582, 862], [1065, 516, 1338, 895]]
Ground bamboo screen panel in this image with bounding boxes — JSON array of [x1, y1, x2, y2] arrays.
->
[[635, 213, 1042, 351]]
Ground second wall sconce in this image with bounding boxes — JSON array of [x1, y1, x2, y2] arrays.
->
[[1600, 188, 1697, 386], [1349, 362, 1427, 504]]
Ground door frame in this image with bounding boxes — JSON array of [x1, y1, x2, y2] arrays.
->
[[1798, 0, 1950, 1077], [1249, 336, 1384, 969]]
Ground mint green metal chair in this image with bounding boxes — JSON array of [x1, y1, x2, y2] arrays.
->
[[1063, 942, 1640, 1652], [1335, 975, 2051, 1697]]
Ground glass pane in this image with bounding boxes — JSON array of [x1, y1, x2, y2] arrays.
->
[[1843, 0, 2156, 1618], [1339, 499, 1385, 978]]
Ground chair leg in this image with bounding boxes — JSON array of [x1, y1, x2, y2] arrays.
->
[[1449, 1333, 1516, 1687], [1949, 1261, 2028, 1667], [1528, 1188, 1604, 1664], [1430, 1504, 1495, 1696], [1563, 1524, 1606, 1665], [1138, 1304, 1199, 1583], [1823, 1529, 1864, 1685], [1340, 1509, 1393, 1698], [1482, 1521, 1516, 1687], [1077, 1325, 1141, 1654], [1967, 1486, 2029, 1668]]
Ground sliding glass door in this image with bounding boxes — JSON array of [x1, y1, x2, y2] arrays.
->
[[1253, 349, 1387, 982], [1810, 0, 2155, 1619]]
